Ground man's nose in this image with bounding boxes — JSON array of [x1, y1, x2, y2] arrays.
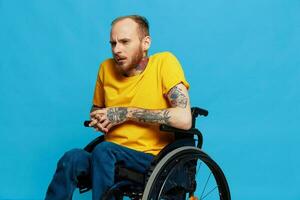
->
[[112, 43, 122, 54]]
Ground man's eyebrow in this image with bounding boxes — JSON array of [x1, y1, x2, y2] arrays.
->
[[119, 38, 131, 41], [110, 38, 131, 43]]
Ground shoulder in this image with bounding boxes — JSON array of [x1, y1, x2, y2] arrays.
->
[[99, 58, 114, 68], [97, 58, 115, 74], [150, 51, 182, 71], [151, 51, 178, 60], [95, 58, 115, 82]]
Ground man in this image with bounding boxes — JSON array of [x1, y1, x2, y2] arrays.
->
[[45, 15, 192, 200]]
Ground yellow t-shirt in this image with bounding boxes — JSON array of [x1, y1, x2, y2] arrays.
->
[[93, 51, 189, 155]]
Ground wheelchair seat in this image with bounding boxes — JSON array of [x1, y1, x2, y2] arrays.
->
[[79, 107, 231, 200]]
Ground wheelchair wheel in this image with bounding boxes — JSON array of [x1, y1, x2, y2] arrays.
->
[[142, 146, 230, 200]]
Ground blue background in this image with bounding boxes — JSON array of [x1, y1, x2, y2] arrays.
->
[[1, 0, 299, 199]]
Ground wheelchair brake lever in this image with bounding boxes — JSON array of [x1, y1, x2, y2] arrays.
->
[[192, 107, 209, 117], [84, 120, 91, 127]]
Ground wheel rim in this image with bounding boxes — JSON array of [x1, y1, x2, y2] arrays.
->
[[142, 147, 230, 200]]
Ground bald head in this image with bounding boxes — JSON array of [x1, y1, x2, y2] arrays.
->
[[111, 15, 149, 40]]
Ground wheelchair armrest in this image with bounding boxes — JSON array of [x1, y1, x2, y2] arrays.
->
[[160, 124, 195, 134], [83, 135, 105, 153], [160, 125, 203, 148], [160, 125, 202, 138]]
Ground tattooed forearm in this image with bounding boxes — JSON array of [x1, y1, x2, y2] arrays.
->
[[107, 107, 128, 123], [130, 109, 171, 125], [168, 85, 188, 108]]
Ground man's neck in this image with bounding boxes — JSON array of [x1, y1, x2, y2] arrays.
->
[[124, 56, 149, 77], [135, 56, 149, 73]]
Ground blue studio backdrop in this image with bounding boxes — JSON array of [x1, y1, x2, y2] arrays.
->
[[0, 0, 299, 199]]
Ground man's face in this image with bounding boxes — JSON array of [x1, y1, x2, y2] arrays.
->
[[110, 18, 147, 75]]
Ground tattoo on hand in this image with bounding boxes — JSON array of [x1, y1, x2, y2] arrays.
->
[[131, 110, 171, 125], [169, 86, 188, 108], [107, 107, 128, 123]]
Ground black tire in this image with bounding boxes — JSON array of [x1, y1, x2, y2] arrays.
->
[[102, 188, 123, 200], [142, 146, 230, 200], [102, 183, 143, 200]]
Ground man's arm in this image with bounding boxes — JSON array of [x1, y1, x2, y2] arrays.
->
[[127, 83, 191, 129], [89, 83, 192, 132]]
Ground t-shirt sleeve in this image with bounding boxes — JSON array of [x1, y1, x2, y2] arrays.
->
[[92, 65, 105, 107], [161, 52, 190, 95]]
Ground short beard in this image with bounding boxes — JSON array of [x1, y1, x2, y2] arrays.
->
[[131, 46, 145, 69], [115, 46, 146, 77]]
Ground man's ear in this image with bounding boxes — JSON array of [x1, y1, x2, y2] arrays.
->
[[142, 36, 151, 51]]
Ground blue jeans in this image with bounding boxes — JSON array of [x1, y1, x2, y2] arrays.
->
[[45, 141, 154, 200]]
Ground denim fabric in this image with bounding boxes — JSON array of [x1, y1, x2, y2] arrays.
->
[[45, 141, 154, 200]]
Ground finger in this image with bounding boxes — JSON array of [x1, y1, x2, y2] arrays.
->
[[101, 127, 108, 133], [97, 122, 109, 133], [89, 119, 98, 127], [96, 122, 104, 130], [106, 124, 113, 130], [94, 114, 101, 121], [101, 120, 110, 128], [102, 120, 111, 133], [90, 109, 101, 116], [90, 109, 105, 117], [100, 121, 110, 133], [95, 114, 106, 122]]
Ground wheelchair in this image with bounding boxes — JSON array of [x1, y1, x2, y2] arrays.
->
[[78, 107, 231, 200]]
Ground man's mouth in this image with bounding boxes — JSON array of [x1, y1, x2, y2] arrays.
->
[[115, 57, 127, 64]]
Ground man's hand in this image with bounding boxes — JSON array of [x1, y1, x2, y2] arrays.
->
[[89, 107, 128, 133]]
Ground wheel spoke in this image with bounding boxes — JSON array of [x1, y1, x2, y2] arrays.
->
[[201, 185, 218, 200], [200, 172, 212, 199], [195, 161, 202, 177]]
